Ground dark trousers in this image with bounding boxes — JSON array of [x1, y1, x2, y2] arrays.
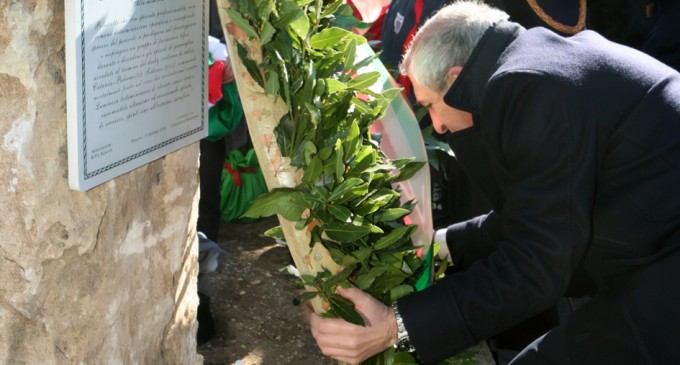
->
[[197, 138, 226, 242], [196, 138, 227, 345]]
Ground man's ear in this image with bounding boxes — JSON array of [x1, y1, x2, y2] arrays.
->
[[447, 66, 463, 84]]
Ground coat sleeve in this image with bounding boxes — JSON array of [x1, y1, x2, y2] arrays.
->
[[397, 73, 597, 364], [445, 211, 502, 271]]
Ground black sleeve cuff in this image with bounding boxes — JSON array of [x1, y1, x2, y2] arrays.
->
[[397, 281, 477, 364]]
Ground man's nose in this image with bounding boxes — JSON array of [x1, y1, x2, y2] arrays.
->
[[431, 114, 447, 134]]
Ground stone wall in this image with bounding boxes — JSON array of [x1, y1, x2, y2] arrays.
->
[[0, 1, 202, 364]]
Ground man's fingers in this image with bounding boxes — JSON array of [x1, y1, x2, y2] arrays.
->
[[306, 287, 392, 364], [336, 285, 379, 313], [336, 285, 363, 302], [303, 301, 315, 322], [311, 326, 366, 364]]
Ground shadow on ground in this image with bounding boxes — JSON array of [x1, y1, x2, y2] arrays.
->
[[197, 216, 335, 365]]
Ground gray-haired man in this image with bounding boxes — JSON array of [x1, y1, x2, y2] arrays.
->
[[307, 1, 680, 364]]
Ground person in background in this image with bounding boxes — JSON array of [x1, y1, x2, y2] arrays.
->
[[588, 0, 680, 72], [493, 0, 680, 71], [306, 1, 680, 364], [196, 0, 248, 345]]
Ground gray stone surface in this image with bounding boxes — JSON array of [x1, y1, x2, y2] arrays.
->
[[0, 1, 202, 364]]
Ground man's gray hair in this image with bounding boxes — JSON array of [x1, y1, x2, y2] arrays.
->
[[400, 1, 509, 92]]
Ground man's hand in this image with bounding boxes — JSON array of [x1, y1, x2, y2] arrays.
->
[[304, 286, 397, 364]]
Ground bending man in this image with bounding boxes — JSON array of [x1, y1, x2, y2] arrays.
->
[[306, 1, 680, 364]]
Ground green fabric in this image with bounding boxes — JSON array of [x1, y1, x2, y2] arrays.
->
[[220, 149, 267, 222], [208, 82, 243, 141]]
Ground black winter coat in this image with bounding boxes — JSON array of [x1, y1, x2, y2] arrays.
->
[[397, 21, 680, 364]]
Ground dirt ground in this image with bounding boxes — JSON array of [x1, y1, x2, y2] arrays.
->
[[197, 216, 335, 365]]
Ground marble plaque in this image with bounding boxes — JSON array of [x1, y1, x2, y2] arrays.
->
[[65, 0, 208, 191]]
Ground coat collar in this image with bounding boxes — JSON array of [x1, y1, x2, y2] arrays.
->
[[443, 21, 525, 115]]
